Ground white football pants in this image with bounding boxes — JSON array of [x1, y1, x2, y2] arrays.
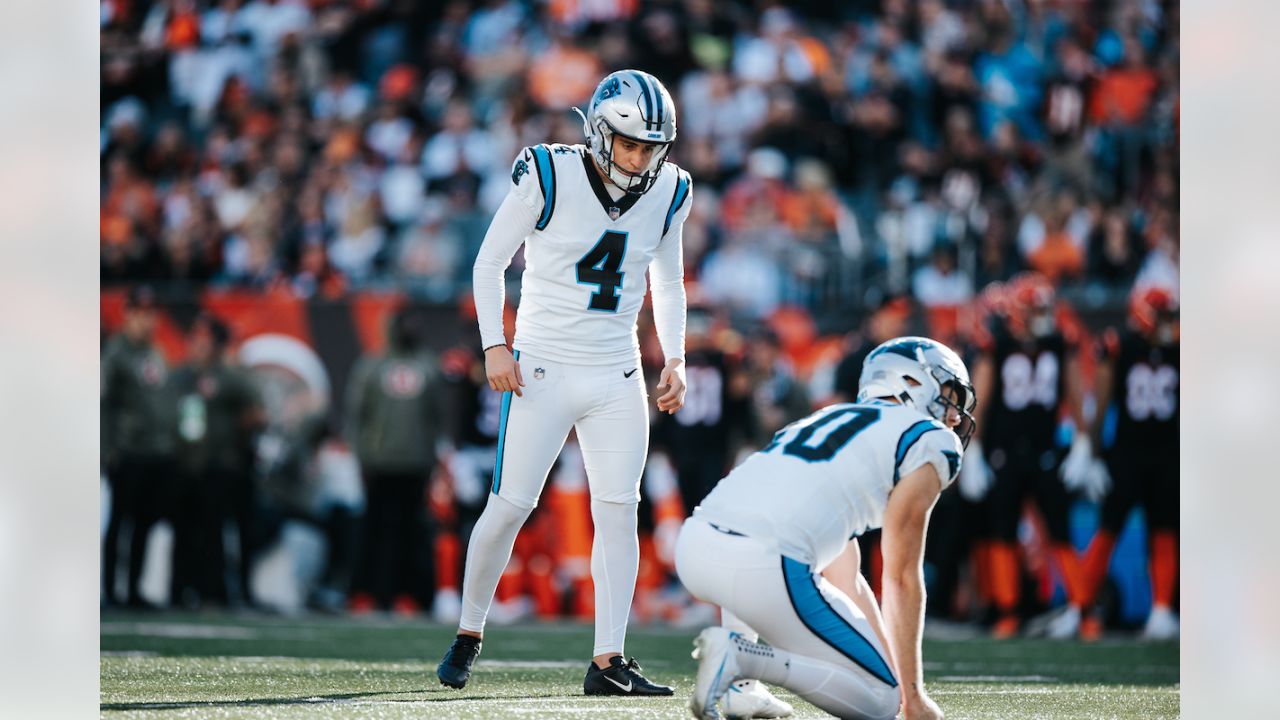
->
[[490, 351, 649, 509], [676, 517, 901, 720]]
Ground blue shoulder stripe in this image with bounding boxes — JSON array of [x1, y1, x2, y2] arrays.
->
[[894, 419, 945, 483], [663, 171, 691, 236], [530, 145, 556, 230]]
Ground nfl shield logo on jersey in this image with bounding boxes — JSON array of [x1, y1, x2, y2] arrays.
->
[[534, 367, 546, 380], [608, 206, 621, 221]]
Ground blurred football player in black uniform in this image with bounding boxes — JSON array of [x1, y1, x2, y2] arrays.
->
[[654, 307, 751, 514], [967, 273, 1090, 638], [1073, 285, 1180, 640]]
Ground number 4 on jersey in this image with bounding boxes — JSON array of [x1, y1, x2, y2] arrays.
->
[[576, 230, 628, 312]]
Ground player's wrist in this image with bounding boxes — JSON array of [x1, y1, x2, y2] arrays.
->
[[483, 343, 508, 355]]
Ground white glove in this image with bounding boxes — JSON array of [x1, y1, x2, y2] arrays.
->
[[958, 441, 994, 502], [1060, 435, 1095, 492], [1081, 457, 1112, 503]]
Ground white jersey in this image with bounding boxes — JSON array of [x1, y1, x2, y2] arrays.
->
[[694, 401, 963, 571], [478, 143, 692, 366]]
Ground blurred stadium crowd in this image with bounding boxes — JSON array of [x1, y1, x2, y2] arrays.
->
[[101, 0, 1178, 636]]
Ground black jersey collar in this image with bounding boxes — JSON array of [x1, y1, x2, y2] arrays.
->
[[581, 149, 642, 220]]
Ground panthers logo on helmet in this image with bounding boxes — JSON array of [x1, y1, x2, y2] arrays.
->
[[597, 77, 621, 102]]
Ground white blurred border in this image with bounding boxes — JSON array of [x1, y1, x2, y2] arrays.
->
[[0, 0, 1269, 717], [0, 1, 100, 718], [1182, 0, 1280, 717]]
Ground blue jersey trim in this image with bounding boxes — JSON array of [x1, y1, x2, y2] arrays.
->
[[490, 349, 518, 495], [531, 145, 556, 230], [663, 172, 691, 236], [781, 557, 898, 687], [894, 419, 944, 483]]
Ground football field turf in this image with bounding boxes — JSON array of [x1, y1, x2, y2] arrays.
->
[[101, 611, 1178, 719]]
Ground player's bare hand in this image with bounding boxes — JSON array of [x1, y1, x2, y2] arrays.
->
[[655, 358, 686, 415], [484, 345, 525, 397], [902, 693, 944, 720]]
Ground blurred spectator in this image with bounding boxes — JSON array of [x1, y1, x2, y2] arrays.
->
[[1088, 208, 1142, 286], [345, 309, 448, 614], [914, 244, 974, 309], [527, 30, 602, 111], [102, 286, 178, 608]]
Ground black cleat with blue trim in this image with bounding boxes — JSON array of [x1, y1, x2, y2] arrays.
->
[[437, 634, 482, 689], [583, 656, 674, 696]]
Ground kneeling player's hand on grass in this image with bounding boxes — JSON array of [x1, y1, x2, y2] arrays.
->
[[654, 358, 686, 415], [903, 693, 944, 720], [484, 345, 525, 397]]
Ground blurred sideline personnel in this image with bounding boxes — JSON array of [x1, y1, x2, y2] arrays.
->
[[102, 285, 177, 608], [346, 309, 448, 613], [1069, 286, 1180, 639], [438, 69, 692, 697], [965, 273, 1090, 638], [680, 337, 973, 720], [170, 314, 264, 608]]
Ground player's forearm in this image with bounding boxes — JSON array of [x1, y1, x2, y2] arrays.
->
[[853, 573, 895, 671], [882, 569, 927, 697], [473, 193, 535, 348], [649, 225, 687, 362], [650, 279, 686, 362]]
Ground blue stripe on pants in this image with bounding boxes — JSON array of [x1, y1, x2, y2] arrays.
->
[[781, 556, 897, 686], [490, 350, 518, 495]]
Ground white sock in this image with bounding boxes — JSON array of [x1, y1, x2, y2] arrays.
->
[[721, 608, 759, 642], [731, 634, 900, 720], [458, 494, 532, 633], [590, 499, 639, 657]]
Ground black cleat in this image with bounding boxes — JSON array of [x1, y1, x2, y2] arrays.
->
[[437, 634, 482, 689], [583, 656, 674, 696]]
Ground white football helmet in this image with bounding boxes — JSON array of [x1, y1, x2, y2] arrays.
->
[[573, 69, 677, 195], [857, 336, 977, 447]]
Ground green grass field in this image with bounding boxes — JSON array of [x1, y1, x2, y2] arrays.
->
[[101, 611, 1178, 719]]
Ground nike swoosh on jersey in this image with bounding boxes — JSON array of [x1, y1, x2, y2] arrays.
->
[[624, 368, 637, 378], [605, 676, 633, 692]]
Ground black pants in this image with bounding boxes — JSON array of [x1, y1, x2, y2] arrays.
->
[[354, 470, 435, 607], [983, 447, 1072, 543], [170, 466, 243, 607], [1101, 448, 1179, 534], [103, 455, 174, 605], [671, 448, 728, 516]]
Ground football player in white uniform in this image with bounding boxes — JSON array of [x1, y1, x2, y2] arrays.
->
[[678, 337, 975, 720], [437, 70, 691, 697]]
